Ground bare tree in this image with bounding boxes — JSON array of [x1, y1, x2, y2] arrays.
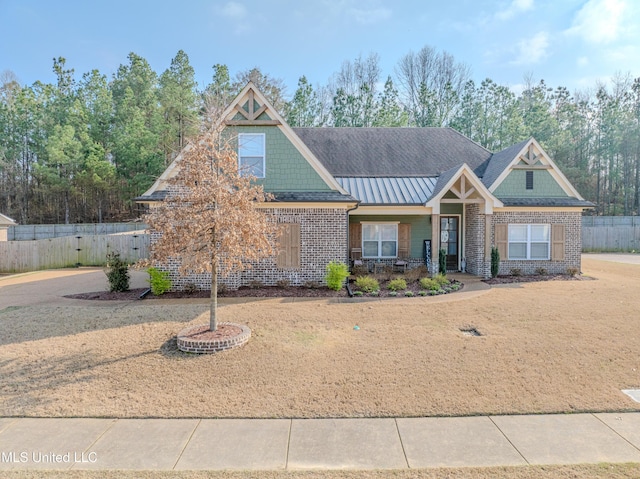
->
[[144, 127, 276, 331], [395, 45, 471, 126]]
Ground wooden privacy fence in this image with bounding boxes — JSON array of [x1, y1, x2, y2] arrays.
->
[[0, 233, 149, 273], [582, 216, 640, 252], [7, 222, 146, 241]]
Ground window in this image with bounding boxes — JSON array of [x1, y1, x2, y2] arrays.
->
[[238, 133, 265, 178], [526, 170, 534, 190], [508, 224, 549, 260], [362, 223, 398, 258]]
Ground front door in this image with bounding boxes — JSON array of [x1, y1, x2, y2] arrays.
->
[[440, 216, 459, 271]]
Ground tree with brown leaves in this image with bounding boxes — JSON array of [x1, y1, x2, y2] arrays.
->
[[144, 127, 275, 331]]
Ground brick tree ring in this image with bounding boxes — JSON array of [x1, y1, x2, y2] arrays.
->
[[176, 322, 251, 354]]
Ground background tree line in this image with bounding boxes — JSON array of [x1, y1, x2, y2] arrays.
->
[[1, 46, 639, 224]]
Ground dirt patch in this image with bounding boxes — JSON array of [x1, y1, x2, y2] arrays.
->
[[179, 323, 242, 341], [2, 258, 640, 419]]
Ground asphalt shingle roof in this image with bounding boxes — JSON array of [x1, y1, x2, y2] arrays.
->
[[293, 127, 492, 177], [134, 190, 356, 204], [480, 139, 530, 189]]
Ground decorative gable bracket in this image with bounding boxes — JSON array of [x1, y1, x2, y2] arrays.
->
[[512, 142, 551, 170], [224, 87, 281, 126], [426, 164, 503, 215]]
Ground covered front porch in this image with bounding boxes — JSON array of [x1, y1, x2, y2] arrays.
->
[[344, 164, 502, 276]]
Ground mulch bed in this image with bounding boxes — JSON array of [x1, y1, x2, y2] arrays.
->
[[63, 274, 589, 301], [64, 285, 348, 301]]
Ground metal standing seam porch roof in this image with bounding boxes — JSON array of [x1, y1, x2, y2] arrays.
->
[[336, 177, 437, 205]]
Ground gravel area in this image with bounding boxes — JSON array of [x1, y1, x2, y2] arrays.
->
[[1, 257, 639, 419]]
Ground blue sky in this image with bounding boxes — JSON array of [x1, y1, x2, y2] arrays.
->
[[1, 0, 638, 96]]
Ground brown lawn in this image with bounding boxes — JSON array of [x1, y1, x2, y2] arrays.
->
[[2, 464, 640, 479], [0, 257, 639, 419]]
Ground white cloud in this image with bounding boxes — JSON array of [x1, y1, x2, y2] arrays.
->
[[218, 2, 247, 19], [511, 31, 550, 65], [577, 56, 589, 67], [347, 6, 392, 25], [495, 0, 534, 21], [565, 0, 626, 44]]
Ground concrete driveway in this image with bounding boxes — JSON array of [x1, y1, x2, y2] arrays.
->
[[583, 252, 640, 264], [0, 268, 149, 308]]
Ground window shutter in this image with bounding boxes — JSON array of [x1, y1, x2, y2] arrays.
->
[[551, 224, 565, 261], [349, 223, 361, 251], [495, 224, 508, 259], [398, 223, 411, 257], [276, 223, 300, 268]]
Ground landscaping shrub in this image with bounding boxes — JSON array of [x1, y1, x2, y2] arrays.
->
[[354, 275, 380, 293], [438, 248, 447, 274], [387, 278, 407, 291], [351, 264, 368, 276], [491, 246, 500, 278], [248, 280, 264, 289], [434, 273, 449, 287], [404, 291, 414, 297], [105, 252, 129, 292], [404, 265, 428, 281], [325, 261, 350, 291], [183, 282, 198, 294], [276, 279, 291, 288], [419, 277, 440, 291], [567, 267, 579, 276], [148, 267, 172, 295], [510, 268, 522, 276], [535, 267, 548, 276]]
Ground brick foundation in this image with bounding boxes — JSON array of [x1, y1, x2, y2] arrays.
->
[[464, 206, 583, 278], [156, 207, 349, 291]]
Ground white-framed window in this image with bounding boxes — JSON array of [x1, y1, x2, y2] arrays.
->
[[508, 224, 550, 260], [238, 133, 265, 178], [362, 223, 398, 258]]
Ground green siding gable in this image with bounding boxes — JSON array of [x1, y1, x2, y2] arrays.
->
[[493, 169, 568, 198], [232, 126, 332, 192]]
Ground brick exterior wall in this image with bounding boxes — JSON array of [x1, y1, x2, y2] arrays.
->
[[464, 204, 486, 276], [464, 207, 583, 277], [156, 207, 349, 291]]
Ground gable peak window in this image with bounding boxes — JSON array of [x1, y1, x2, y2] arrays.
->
[[238, 133, 265, 178]]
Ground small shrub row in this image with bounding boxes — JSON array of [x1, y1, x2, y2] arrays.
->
[[354, 275, 380, 293], [325, 261, 350, 291], [419, 273, 449, 291], [148, 267, 172, 295], [387, 278, 407, 291]]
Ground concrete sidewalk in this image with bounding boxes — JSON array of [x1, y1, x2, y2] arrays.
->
[[0, 413, 639, 471]]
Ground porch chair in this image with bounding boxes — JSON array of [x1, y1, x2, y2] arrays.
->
[[350, 247, 363, 267]]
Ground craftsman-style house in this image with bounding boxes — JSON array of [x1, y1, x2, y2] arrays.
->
[[136, 82, 592, 289]]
